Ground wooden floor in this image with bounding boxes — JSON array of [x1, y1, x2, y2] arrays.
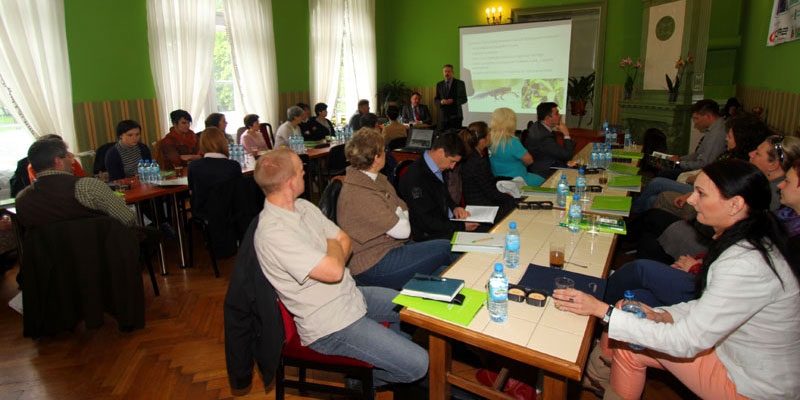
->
[[0, 232, 687, 400]]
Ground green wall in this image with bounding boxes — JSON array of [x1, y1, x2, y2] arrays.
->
[[375, 0, 642, 88], [64, 0, 310, 103], [737, 0, 800, 92], [65, 0, 155, 102]]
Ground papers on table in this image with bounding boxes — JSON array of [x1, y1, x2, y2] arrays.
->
[[496, 177, 526, 198], [607, 163, 639, 175], [611, 150, 644, 160], [589, 195, 632, 217], [451, 205, 499, 223], [607, 175, 642, 192], [451, 232, 505, 253], [521, 186, 557, 197], [156, 177, 189, 186]]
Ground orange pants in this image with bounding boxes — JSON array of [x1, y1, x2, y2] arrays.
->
[[610, 346, 750, 400]]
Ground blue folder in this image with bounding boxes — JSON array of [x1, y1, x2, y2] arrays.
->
[[518, 263, 606, 300]]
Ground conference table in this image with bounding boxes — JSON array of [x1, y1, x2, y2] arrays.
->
[[400, 208, 616, 400], [399, 143, 642, 399]]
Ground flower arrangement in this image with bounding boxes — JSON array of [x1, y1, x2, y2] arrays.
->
[[666, 54, 694, 95], [620, 57, 642, 92]]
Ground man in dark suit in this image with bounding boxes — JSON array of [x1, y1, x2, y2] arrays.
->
[[399, 133, 478, 241], [525, 102, 575, 179], [434, 64, 468, 131], [401, 92, 432, 126]]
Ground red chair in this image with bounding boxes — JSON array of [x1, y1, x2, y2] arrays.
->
[[275, 300, 375, 400]]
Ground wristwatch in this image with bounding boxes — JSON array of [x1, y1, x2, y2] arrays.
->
[[602, 304, 614, 324]]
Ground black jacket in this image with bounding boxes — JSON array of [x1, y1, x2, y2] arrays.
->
[[399, 156, 465, 241], [224, 218, 284, 390], [460, 151, 515, 223], [525, 121, 576, 179]]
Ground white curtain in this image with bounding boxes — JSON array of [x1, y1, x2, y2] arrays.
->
[[0, 0, 76, 146], [309, 0, 345, 110], [223, 0, 279, 126], [344, 0, 376, 111], [309, 0, 375, 116], [146, 0, 216, 134]]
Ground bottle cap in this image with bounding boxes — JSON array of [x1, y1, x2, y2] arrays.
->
[[624, 290, 634, 299], [509, 222, 516, 229], [494, 263, 503, 272], [573, 194, 580, 200]]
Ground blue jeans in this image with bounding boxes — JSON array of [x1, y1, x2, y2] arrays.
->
[[632, 177, 693, 213], [308, 286, 429, 386], [603, 259, 697, 307], [354, 239, 457, 290]]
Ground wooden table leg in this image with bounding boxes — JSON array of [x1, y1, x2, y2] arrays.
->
[[428, 333, 452, 400], [541, 371, 568, 400]]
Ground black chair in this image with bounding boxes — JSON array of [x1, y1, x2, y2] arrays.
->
[[392, 159, 415, 195], [386, 136, 407, 150], [235, 126, 247, 144], [93, 142, 116, 174], [318, 177, 343, 223], [260, 122, 274, 149], [322, 144, 349, 181], [19, 216, 147, 338]]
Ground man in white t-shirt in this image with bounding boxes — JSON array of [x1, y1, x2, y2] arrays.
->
[[252, 148, 428, 387]]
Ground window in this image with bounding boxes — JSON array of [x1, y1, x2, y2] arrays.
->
[[0, 105, 34, 199], [213, 1, 243, 129]]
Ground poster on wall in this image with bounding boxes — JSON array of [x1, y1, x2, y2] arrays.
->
[[767, 0, 800, 46]]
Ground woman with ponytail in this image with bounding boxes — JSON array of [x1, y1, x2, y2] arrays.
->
[[555, 159, 800, 399]]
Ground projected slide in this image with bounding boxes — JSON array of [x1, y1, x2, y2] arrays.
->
[[460, 20, 572, 128]]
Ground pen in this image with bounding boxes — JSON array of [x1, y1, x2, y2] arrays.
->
[[413, 274, 446, 282], [471, 237, 493, 243]]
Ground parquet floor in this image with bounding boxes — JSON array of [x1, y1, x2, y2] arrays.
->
[[0, 232, 686, 400]]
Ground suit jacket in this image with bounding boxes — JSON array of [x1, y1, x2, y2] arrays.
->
[[400, 103, 432, 125], [525, 121, 576, 179], [224, 218, 284, 390], [399, 156, 465, 241], [435, 79, 468, 127], [460, 152, 515, 223]]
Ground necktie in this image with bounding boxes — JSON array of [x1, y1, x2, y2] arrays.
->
[[414, 106, 419, 121], [446, 80, 451, 93]]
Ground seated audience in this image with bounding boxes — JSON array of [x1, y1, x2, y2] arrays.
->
[[202, 113, 234, 144], [337, 128, 455, 289], [399, 132, 478, 241], [659, 99, 726, 179], [241, 114, 268, 154], [360, 112, 380, 132], [314, 102, 336, 137], [187, 127, 244, 258], [349, 99, 370, 131], [105, 120, 152, 181], [252, 148, 429, 387], [632, 113, 770, 213], [274, 106, 304, 148], [297, 102, 326, 141], [401, 92, 432, 126], [488, 107, 544, 186], [555, 159, 800, 400], [158, 109, 200, 170], [382, 105, 407, 143], [525, 102, 575, 179], [458, 122, 515, 223], [777, 158, 800, 257], [16, 138, 135, 227]]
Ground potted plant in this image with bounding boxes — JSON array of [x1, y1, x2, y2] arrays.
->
[[620, 57, 642, 100], [377, 80, 412, 115], [568, 72, 595, 126], [666, 54, 693, 102]]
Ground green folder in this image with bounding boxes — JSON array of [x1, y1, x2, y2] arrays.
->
[[591, 196, 632, 212], [611, 150, 644, 160], [608, 175, 642, 188], [522, 186, 557, 196], [393, 287, 485, 326], [608, 163, 639, 175]]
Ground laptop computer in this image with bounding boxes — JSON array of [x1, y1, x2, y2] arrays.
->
[[395, 128, 434, 154]]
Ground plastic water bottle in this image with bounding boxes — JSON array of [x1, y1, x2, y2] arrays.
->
[[568, 194, 582, 233], [153, 161, 161, 183], [556, 174, 569, 208], [576, 167, 587, 199], [602, 119, 609, 144], [137, 159, 145, 182], [503, 222, 520, 269], [144, 160, 153, 183], [589, 143, 598, 169], [604, 143, 613, 169], [488, 263, 508, 323], [622, 290, 646, 350], [624, 128, 633, 149], [237, 144, 246, 166]]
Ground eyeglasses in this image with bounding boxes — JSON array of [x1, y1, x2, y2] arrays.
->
[[771, 136, 785, 164]]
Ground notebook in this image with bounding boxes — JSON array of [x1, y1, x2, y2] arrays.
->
[[607, 175, 642, 192], [400, 274, 465, 302], [450, 205, 499, 223], [589, 195, 633, 217], [451, 232, 505, 254], [393, 287, 485, 326], [395, 128, 434, 154]]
